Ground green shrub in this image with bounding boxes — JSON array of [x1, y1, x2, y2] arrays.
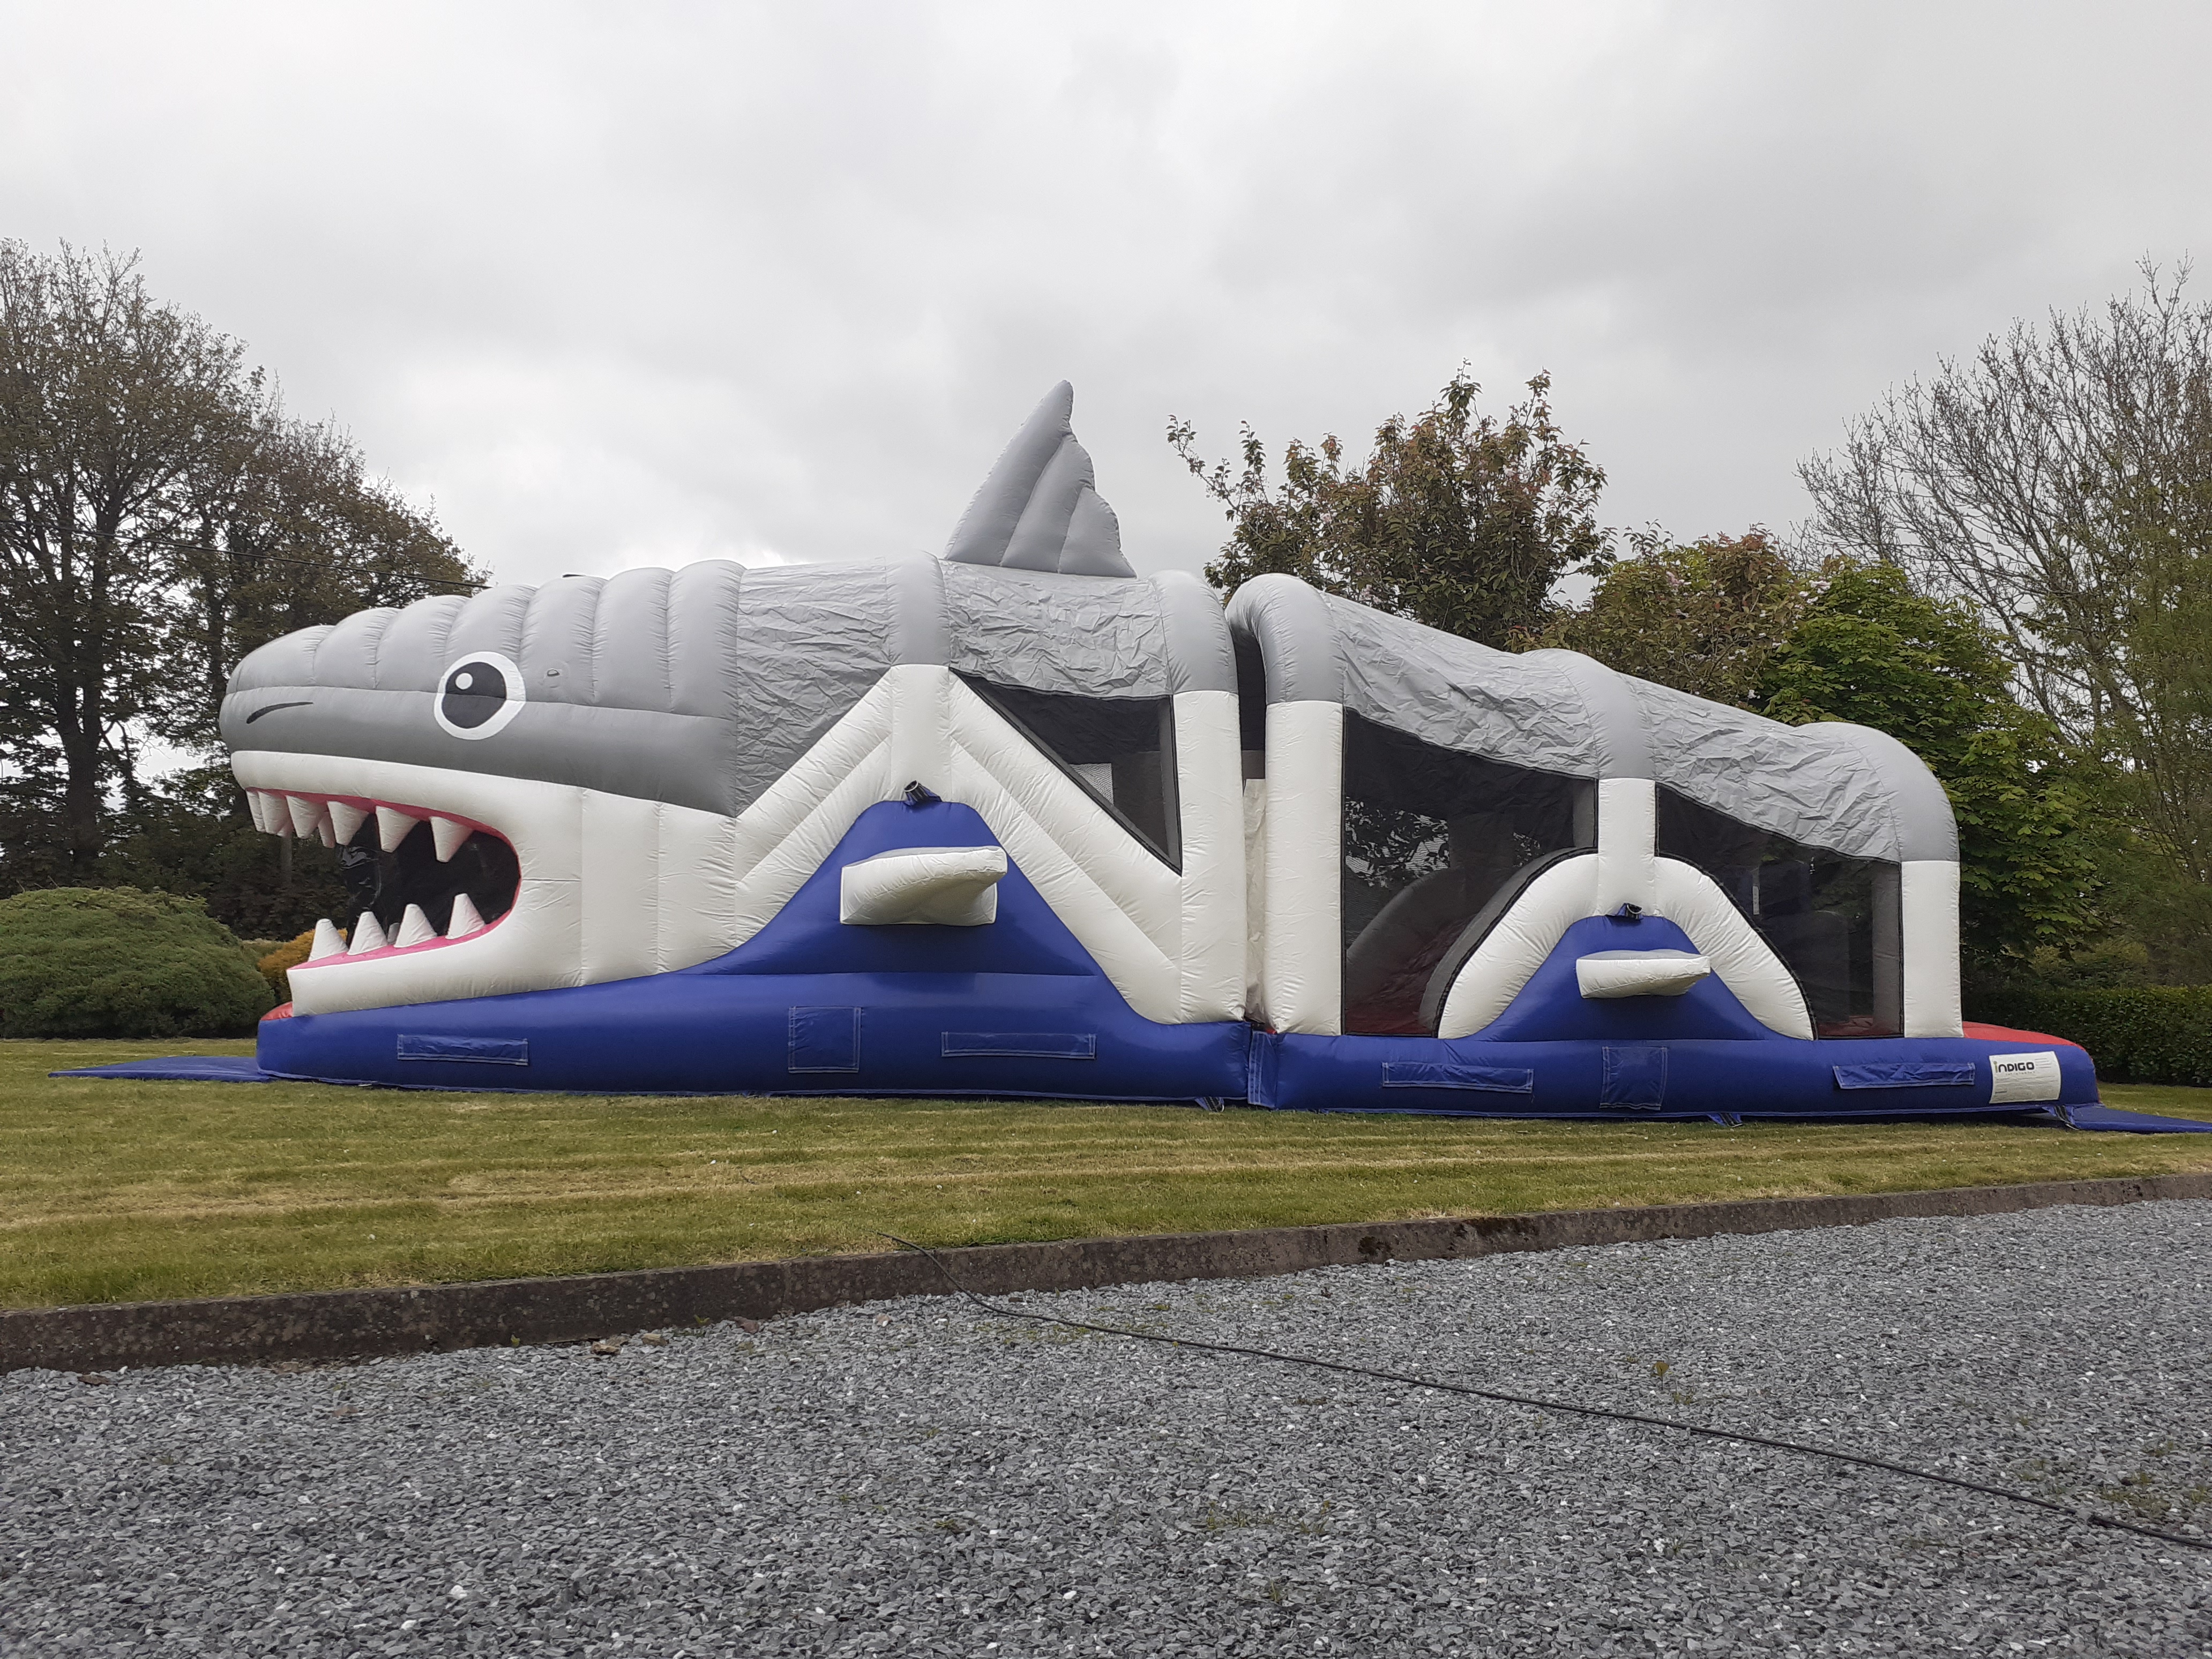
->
[[1972, 986, 2212, 1087], [0, 887, 273, 1038]]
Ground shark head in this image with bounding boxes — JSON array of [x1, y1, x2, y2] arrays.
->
[[223, 382, 1140, 1018], [224, 555, 796, 1015]]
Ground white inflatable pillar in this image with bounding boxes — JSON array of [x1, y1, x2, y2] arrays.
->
[[1901, 860, 1963, 1037], [1593, 776, 1656, 916], [1262, 700, 1344, 1035]]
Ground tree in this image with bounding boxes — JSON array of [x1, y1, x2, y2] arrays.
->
[[1170, 370, 1609, 648], [162, 406, 474, 753], [0, 241, 479, 887], [1539, 529, 1806, 707], [1754, 561, 2099, 972], [0, 243, 241, 871], [1798, 263, 2212, 888]]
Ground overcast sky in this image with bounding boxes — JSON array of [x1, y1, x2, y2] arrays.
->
[[4, 1, 2206, 587]]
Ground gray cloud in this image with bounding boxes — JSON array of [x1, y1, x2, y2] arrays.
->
[[3, 0, 2204, 586]]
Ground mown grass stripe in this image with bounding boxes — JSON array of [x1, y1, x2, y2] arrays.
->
[[6, 1038, 2210, 1311]]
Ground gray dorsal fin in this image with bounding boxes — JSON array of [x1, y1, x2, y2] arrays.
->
[[941, 382, 1133, 578]]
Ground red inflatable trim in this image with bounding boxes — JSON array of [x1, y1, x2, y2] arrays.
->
[[1962, 1020, 2079, 1049]]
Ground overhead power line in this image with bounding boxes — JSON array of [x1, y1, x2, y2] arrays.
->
[[884, 1233, 2212, 1559]]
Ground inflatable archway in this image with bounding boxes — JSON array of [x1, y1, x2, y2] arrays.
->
[[220, 384, 2101, 1122]]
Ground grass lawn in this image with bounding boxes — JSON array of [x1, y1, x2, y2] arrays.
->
[[5, 1037, 2211, 1311]]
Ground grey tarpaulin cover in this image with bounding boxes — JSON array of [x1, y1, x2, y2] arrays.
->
[[1251, 588, 1947, 866], [942, 562, 1167, 699], [1323, 595, 1601, 776], [1627, 676, 1920, 861]]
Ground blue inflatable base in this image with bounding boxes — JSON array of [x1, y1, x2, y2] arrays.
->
[[1246, 1029, 2113, 1124], [250, 969, 1250, 1103], [48, 1054, 2212, 1132]]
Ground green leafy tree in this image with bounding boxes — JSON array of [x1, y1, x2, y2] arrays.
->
[[1755, 561, 2099, 973], [1541, 529, 1806, 707], [1170, 370, 1609, 647]]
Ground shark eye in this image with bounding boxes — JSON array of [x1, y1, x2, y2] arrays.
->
[[435, 652, 526, 740]]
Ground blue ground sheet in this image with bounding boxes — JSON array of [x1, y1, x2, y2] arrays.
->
[[55, 1056, 278, 1083], [48, 1055, 2212, 1131], [2060, 1103, 2212, 1134]]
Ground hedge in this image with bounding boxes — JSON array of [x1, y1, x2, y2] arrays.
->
[[0, 887, 273, 1038], [1972, 986, 2212, 1087]]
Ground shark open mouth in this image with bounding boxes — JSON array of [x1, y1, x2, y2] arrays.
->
[[245, 789, 520, 964]]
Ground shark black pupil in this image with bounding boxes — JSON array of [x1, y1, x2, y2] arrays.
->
[[441, 661, 507, 729]]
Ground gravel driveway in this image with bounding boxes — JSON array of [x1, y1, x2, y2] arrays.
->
[[5, 1201, 2209, 1657]]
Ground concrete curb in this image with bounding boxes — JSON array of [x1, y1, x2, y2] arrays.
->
[[8, 1172, 2209, 1376]]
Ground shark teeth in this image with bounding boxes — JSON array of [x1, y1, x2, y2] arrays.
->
[[376, 805, 421, 853], [326, 800, 368, 845], [300, 893, 500, 968], [254, 794, 485, 866], [258, 793, 516, 970], [431, 817, 470, 863]]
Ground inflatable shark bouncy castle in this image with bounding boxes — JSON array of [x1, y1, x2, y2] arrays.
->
[[223, 385, 2099, 1120]]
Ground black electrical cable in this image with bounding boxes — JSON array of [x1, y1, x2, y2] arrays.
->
[[879, 1233, 2211, 1556]]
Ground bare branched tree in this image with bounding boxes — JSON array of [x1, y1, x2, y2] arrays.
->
[[1799, 262, 2212, 883]]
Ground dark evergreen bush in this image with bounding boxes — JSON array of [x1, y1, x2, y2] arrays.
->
[[1973, 986, 2212, 1087], [0, 887, 273, 1038]]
